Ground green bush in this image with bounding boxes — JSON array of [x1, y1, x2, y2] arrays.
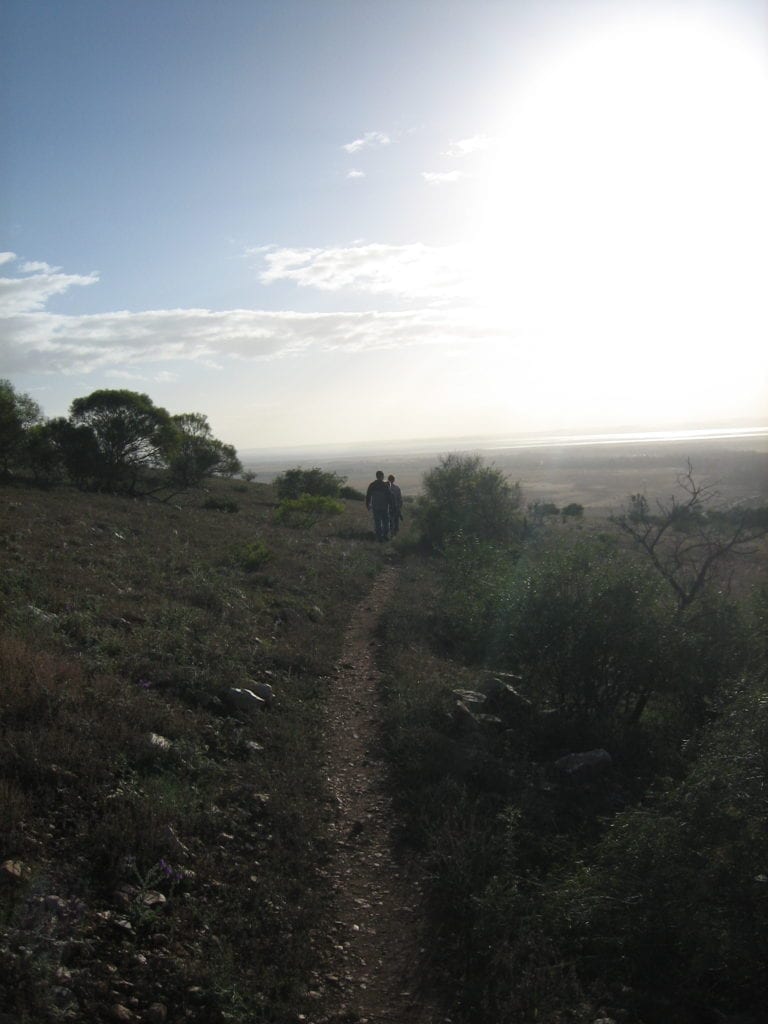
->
[[202, 497, 239, 513], [274, 466, 346, 500], [435, 529, 752, 735], [234, 540, 271, 572], [550, 685, 768, 1021], [500, 539, 671, 722], [416, 453, 524, 550], [339, 484, 365, 501], [273, 493, 344, 528], [434, 535, 521, 662], [528, 500, 560, 522], [561, 502, 584, 518], [377, 486, 766, 1024]]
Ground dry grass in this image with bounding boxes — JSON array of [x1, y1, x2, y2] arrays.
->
[[0, 477, 385, 1023]]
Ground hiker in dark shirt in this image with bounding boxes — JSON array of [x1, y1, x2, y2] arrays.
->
[[365, 470, 394, 542], [387, 474, 403, 535]]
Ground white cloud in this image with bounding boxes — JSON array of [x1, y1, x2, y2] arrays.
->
[[342, 131, 390, 153], [257, 242, 471, 300], [0, 254, 505, 376], [21, 260, 60, 274], [346, 169, 366, 179], [0, 266, 99, 315], [443, 134, 495, 157], [421, 170, 466, 185], [0, 252, 17, 266], [0, 305, 502, 375]]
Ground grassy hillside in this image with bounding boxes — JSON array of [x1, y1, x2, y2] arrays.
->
[[0, 477, 383, 1023], [3, 455, 767, 1024]]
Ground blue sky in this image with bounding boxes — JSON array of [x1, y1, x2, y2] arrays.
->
[[2, 0, 766, 451]]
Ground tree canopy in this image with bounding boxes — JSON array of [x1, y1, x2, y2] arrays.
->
[[0, 379, 44, 475], [0, 382, 242, 496]]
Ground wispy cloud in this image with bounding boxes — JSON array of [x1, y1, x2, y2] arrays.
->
[[422, 170, 466, 185], [1, 306, 499, 375], [443, 134, 496, 157], [346, 169, 366, 179], [20, 260, 60, 274], [0, 255, 99, 315], [342, 130, 390, 154], [255, 242, 470, 300], [0, 252, 505, 378]]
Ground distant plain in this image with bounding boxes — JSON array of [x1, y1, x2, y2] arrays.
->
[[242, 431, 768, 514]]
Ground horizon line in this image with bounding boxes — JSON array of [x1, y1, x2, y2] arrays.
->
[[240, 423, 768, 460]]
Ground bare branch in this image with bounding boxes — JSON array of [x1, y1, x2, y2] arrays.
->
[[611, 463, 768, 615]]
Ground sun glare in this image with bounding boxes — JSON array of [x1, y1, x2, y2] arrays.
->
[[467, 7, 768, 425]]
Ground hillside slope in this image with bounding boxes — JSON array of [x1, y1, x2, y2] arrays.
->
[[0, 478, 407, 1023]]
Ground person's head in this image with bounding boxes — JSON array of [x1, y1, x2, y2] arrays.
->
[[375, 470, 384, 480], [387, 474, 395, 483]]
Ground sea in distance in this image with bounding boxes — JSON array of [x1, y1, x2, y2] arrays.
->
[[241, 423, 768, 513]]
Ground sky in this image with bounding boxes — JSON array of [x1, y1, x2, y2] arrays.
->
[[1, 0, 767, 452]]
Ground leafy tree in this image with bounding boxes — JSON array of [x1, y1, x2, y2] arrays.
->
[[274, 466, 346, 501], [416, 453, 523, 549], [167, 412, 242, 489], [45, 417, 103, 490], [25, 422, 65, 483], [69, 389, 175, 493], [0, 379, 44, 475]]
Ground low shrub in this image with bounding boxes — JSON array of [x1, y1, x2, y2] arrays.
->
[[340, 485, 365, 501], [234, 539, 271, 571], [274, 466, 346, 500], [202, 497, 239, 512], [548, 684, 768, 1021], [273, 494, 344, 528], [415, 453, 524, 550]]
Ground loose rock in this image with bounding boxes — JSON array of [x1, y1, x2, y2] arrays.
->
[[110, 1005, 134, 1022], [555, 749, 613, 779], [222, 687, 266, 716]]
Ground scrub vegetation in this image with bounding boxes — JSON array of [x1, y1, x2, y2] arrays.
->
[[380, 454, 768, 1024], [2, 386, 767, 1024]]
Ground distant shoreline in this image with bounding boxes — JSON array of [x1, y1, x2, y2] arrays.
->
[[241, 425, 768, 465], [241, 425, 768, 508]]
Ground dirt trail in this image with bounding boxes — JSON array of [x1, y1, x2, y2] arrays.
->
[[310, 563, 447, 1024]]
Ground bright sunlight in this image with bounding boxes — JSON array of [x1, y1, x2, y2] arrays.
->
[[467, 6, 768, 427]]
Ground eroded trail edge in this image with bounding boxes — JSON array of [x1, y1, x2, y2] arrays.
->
[[311, 564, 445, 1024]]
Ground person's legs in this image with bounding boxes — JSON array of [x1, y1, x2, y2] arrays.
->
[[373, 507, 389, 540]]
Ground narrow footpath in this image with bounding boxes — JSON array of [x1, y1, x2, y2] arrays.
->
[[308, 563, 448, 1024]]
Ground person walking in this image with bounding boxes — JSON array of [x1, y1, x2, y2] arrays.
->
[[366, 470, 394, 542], [387, 474, 403, 535]]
